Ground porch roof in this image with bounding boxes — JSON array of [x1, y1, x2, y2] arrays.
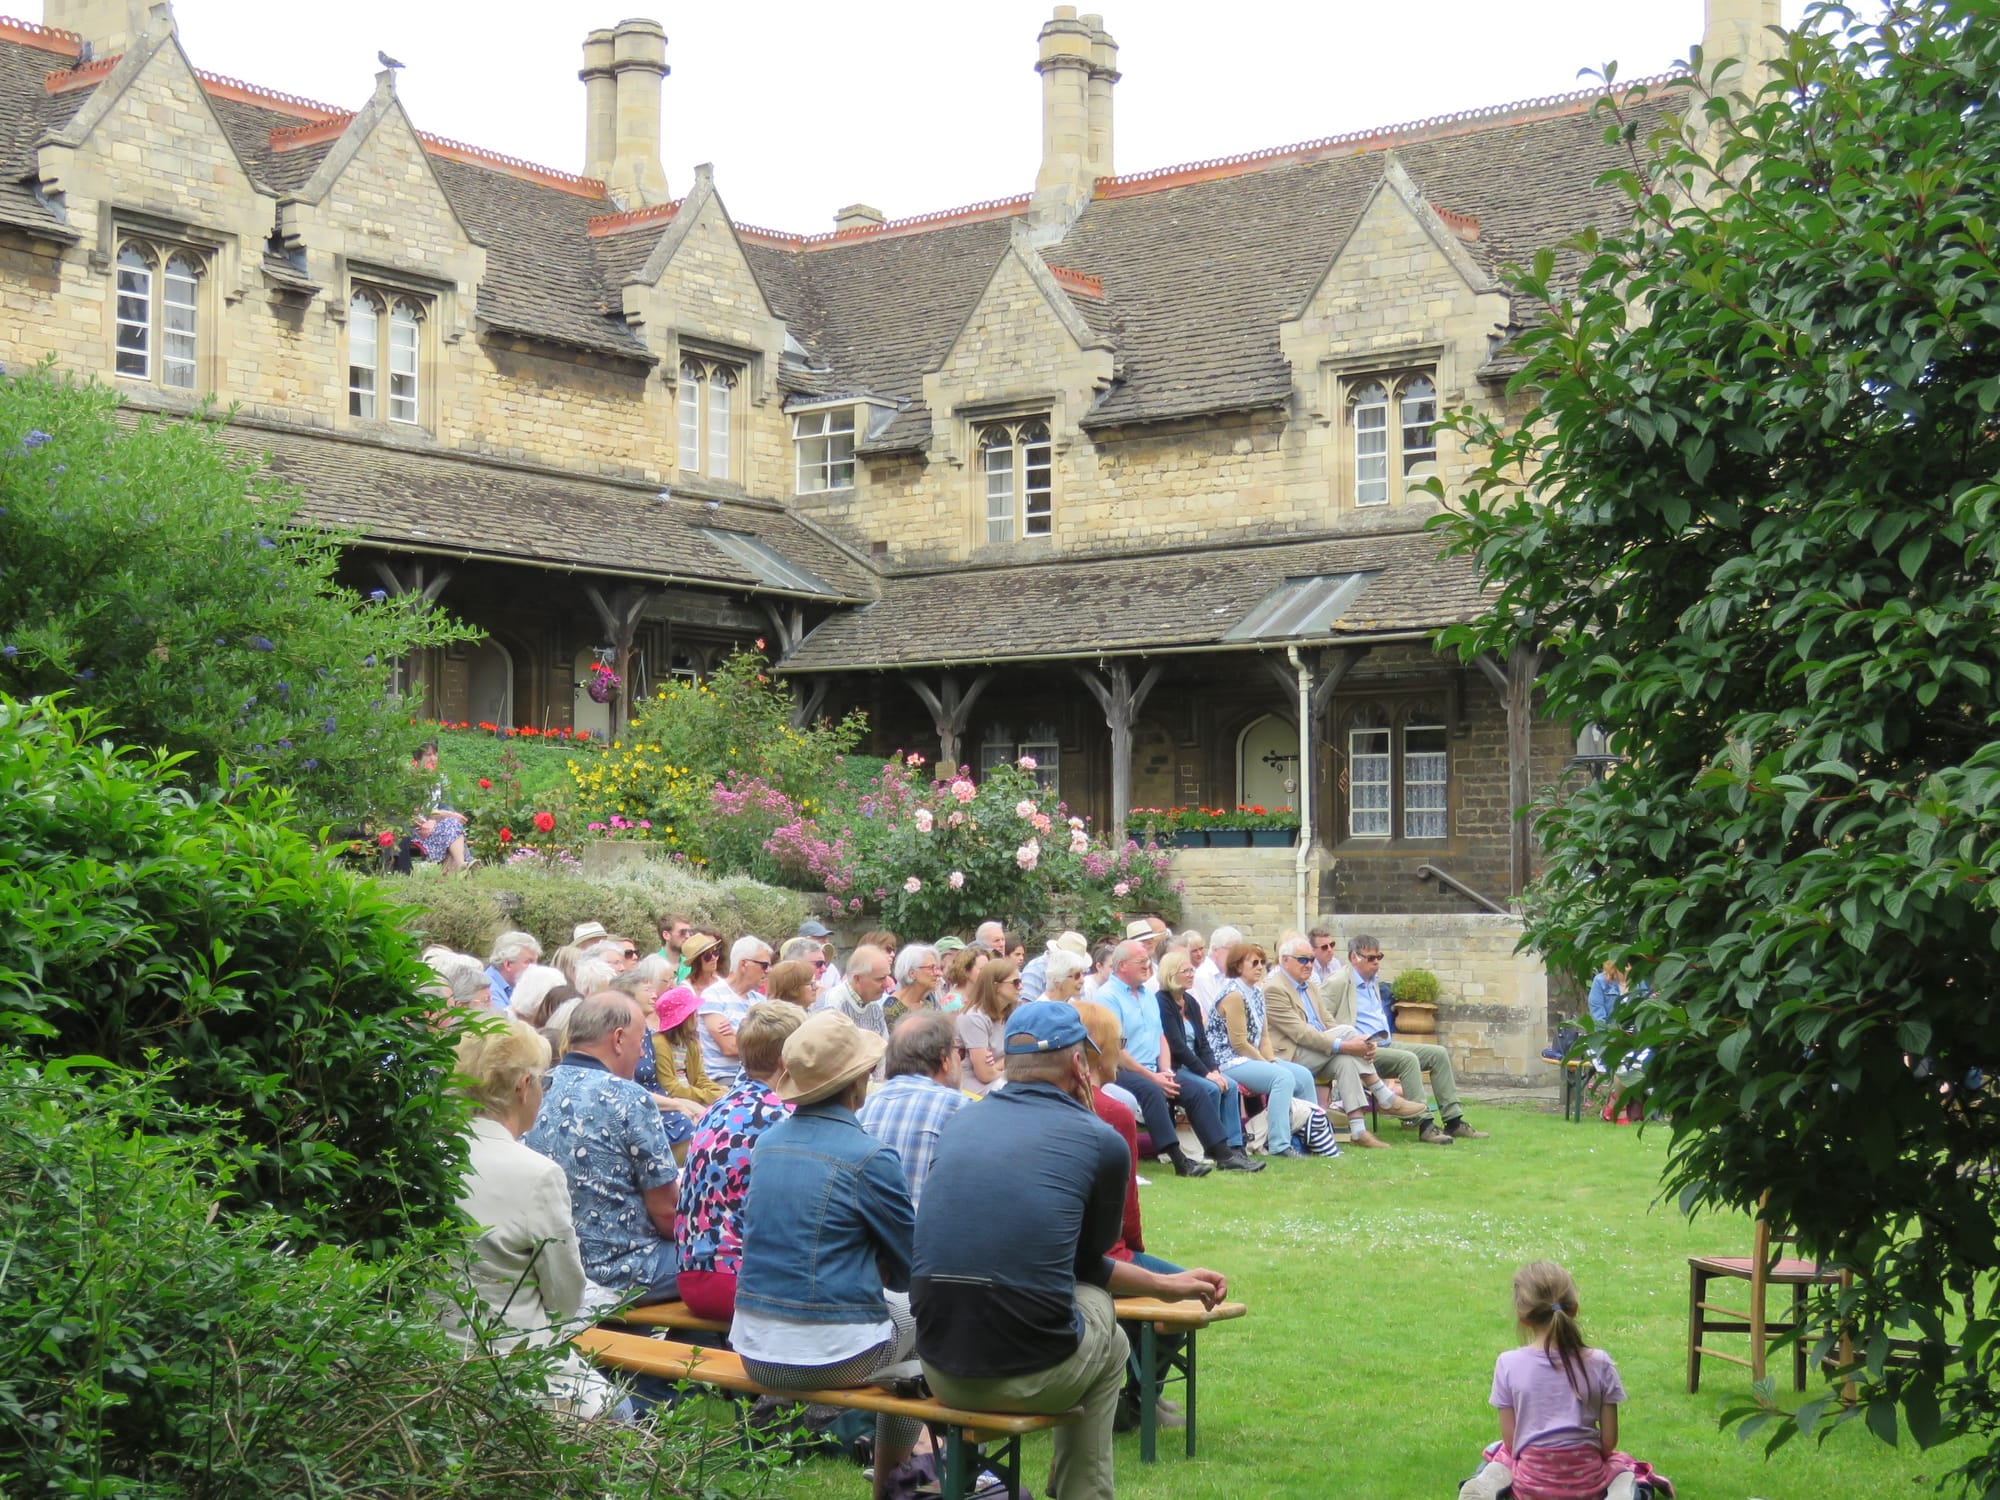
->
[[777, 526, 1485, 672]]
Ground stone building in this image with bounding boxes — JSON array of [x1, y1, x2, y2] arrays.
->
[[0, 0, 1781, 1074]]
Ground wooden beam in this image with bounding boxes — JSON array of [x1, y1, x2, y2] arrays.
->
[[1076, 661, 1162, 843], [371, 558, 453, 603], [583, 584, 656, 737], [789, 676, 829, 731], [907, 671, 993, 774], [1474, 645, 1542, 900], [761, 600, 810, 656]]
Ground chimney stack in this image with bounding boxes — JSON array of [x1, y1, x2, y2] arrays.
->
[[1082, 13, 1117, 181], [580, 27, 617, 184], [834, 203, 886, 233], [42, 0, 154, 56], [1701, 0, 1783, 100], [603, 17, 670, 209], [1029, 6, 1096, 232]]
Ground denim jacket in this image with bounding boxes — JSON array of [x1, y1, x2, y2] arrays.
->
[[736, 1099, 915, 1325]]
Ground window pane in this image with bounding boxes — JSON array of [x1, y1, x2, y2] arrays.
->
[[1354, 382, 1388, 506], [348, 295, 377, 418], [162, 254, 199, 390], [983, 433, 1014, 543], [1403, 722, 1448, 839], [678, 362, 701, 469], [795, 414, 827, 493], [1349, 725, 1391, 837], [1022, 425, 1053, 537], [1021, 726, 1061, 795], [828, 419, 855, 489], [706, 369, 733, 479], [1400, 374, 1437, 477], [388, 302, 419, 423], [116, 246, 151, 379]]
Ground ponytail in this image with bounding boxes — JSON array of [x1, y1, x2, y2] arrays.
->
[[1511, 1261, 1594, 1402]]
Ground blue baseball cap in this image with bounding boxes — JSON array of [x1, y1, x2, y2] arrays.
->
[[1003, 1000, 1100, 1055]]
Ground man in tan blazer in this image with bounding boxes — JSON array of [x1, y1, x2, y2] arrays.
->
[[1318, 933, 1489, 1143], [1262, 934, 1426, 1148]]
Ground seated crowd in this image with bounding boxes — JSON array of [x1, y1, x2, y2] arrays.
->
[[425, 909, 1490, 1500]]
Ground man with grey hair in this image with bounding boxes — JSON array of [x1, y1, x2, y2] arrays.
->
[[1191, 925, 1241, 1011], [525, 992, 681, 1301], [860, 1011, 967, 1210], [975, 919, 1007, 954], [484, 931, 542, 1009], [815, 942, 891, 1039], [883, 943, 941, 1028], [1264, 932, 1425, 1149], [699, 936, 772, 1086], [1321, 933, 1489, 1143]]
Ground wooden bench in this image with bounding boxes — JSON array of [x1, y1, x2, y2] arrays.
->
[[606, 1298, 730, 1336], [575, 1328, 1074, 1500], [1115, 1296, 1247, 1463]]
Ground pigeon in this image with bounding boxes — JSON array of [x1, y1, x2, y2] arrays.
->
[[377, 50, 404, 69]]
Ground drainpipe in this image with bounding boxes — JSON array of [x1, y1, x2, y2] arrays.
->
[[1286, 645, 1313, 937]]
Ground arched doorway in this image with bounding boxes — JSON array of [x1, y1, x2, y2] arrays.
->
[[467, 638, 514, 727], [572, 647, 612, 740], [1236, 713, 1299, 812]]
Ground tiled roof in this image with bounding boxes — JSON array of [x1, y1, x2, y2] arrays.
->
[[193, 417, 876, 602], [0, 24, 80, 236], [779, 525, 1484, 671]]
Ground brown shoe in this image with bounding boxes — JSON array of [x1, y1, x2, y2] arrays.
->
[[1379, 1094, 1429, 1120], [1416, 1120, 1455, 1145], [1348, 1129, 1393, 1149], [1443, 1118, 1490, 1140]]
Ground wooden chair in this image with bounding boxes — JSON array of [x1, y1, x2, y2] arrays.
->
[[1687, 1197, 1848, 1393]]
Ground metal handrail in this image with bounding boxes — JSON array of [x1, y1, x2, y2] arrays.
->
[[1414, 863, 1511, 916]]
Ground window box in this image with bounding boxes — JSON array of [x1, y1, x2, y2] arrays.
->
[[1207, 829, 1252, 848], [1249, 827, 1296, 848]]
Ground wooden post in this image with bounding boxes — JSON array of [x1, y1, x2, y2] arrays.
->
[[370, 559, 455, 717], [761, 602, 827, 729], [1474, 643, 1543, 900], [907, 672, 994, 773], [1076, 661, 1162, 844], [584, 583, 656, 738]]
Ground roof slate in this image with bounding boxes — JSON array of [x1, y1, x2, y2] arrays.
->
[[192, 418, 876, 602], [779, 526, 1486, 671]]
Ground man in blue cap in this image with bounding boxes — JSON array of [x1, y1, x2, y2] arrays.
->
[[911, 1002, 1228, 1500]]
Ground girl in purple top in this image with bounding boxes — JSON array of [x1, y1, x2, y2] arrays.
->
[[1459, 1262, 1667, 1500]]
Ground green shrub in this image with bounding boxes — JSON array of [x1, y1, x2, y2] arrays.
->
[[0, 694, 465, 1250], [378, 860, 813, 956], [0, 367, 475, 826], [0, 1056, 772, 1499], [1390, 968, 1441, 1006]]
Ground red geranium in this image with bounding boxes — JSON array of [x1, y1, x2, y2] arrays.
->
[[477, 777, 492, 790], [375, 830, 395, 847], [497, 827, 514, 843], [532, 810, 555, 834]]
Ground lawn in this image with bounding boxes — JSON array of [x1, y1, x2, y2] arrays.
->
[[752, 1102, 1966, 1500]]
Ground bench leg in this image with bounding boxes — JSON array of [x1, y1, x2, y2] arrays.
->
[[941, 1427, 970, 1500], [1137, 1320, 1159, 1464], [1184, 1327, 1198, 1459], [1687, 1265, 1705, 1394]]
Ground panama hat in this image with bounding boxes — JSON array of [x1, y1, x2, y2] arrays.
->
[[776, 1011, 886, 1105]]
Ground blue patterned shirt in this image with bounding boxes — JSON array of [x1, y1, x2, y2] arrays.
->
[[858, 1073, 967, 1211], [524, 1054, 678, 1293]]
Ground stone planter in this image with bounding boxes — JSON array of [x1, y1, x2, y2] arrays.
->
[[1392, 1001, 1439, 1035], [1206, 829, 1252, 848], [1248, 827, 1297, 848]]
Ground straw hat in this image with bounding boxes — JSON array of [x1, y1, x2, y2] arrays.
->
[[572, 920, 609, 945], [1046, 931, 1089, 958], [1124, 918, 1158, 941], [680, 932, 720, 968], [776, 1011, 886, 1105]]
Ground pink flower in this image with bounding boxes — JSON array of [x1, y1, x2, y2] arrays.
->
[[906, 752, 926, 767], [947, 810, 967, 828], [1114, 881, 1131, 897], [1015, 838, 1040, 871], [951, 778, 977, 804], [1015, 799, 1036, 819], [913, 808, 935, 832], [1030, 812, 1052, 833], [948, 870, 965, 890], [1067, 816, 1086, 831], [1017, 754, 1038, 771], [904, 875, 923, 894], [1069, 831, 1090, 855]]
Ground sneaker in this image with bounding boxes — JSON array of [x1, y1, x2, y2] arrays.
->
[[1348, 1129, 1392, 1149], [1443, 1118, 1490, 1140], [1458, 1461, 1511, 1500], [1378, 1093, 1429, 1120], [1416, 1120, 1455, 1145]]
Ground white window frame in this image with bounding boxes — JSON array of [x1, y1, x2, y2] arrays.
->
[[1402, 718, 1449, 840], [1348, 720, 1392, 838], [678, 357, 740, 479], [1347, 370, 1437, 508], [114, 240, 204, 392], [349, 287, 427, 427], [977, 721, 1061, 795], [978, 417, 1054, 543], [793, 407, 856, 493]]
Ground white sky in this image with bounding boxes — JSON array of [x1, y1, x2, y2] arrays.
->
[[107, 0, 1809, 230]]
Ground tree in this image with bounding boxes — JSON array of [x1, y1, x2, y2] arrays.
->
[[0, 366, 474, 826], [1439, 5, 2000, 1489]]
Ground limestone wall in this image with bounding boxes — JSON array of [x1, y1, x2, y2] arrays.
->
[[1170, 844, 1552, 1083]]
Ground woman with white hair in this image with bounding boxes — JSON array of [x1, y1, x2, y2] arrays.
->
[[698, 935, 771, 1087], [449, 1017, 616, 1416]]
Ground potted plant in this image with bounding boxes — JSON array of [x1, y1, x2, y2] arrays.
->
[[1201, 806, 1251, 847], [1389, 967, 1441, 1035], [1131, 806, 1207, 849], [1247, 806, 1302, 848]]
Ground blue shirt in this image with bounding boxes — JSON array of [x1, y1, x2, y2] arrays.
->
[[1290, 973, 1324, 1029], [1354, 972, 1391, 1039], [1099, 975, 1163, 1068], [484, 963, 513, 1008], [912, 1080, 1128, 1379], [1587, 974, 1625, 1026], [859, 1073, 967, 1211], [523, 1054, 679, 1293]]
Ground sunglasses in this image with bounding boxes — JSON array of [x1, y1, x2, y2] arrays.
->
[[620, 948, 640, 960], [1357, 951, 1384, 962], [743, 957, 770, 970]]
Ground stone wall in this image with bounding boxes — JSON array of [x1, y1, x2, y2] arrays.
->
[[1169, 844, 1553, 1083]]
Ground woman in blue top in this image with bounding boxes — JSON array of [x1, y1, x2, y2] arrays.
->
[[1205, 943, 1320, 1159], [1586, 961, 1627, 1027], [735, 1011, 919, 1500]]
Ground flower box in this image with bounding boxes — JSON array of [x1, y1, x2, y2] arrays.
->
[[1168, 829, 1208, 849], [1249, 827, 1296, 848], [1206, 829, 1251, 848]]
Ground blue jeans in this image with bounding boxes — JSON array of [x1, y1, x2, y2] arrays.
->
[[1178, 1069, 1243, 1147], [1223, 1058, 1317, 1154]]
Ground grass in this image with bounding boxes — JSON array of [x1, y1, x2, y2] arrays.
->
[[755, 1103, 1968, 1500]]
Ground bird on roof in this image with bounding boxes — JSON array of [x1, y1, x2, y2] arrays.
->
[[377, 50, 405, 70]]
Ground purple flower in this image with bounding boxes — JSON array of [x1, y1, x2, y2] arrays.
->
[[274, 681, 290, 696], [249, 637, 275, 652], [368, 589, 387, 602], [214, 637, 227, 647], [276, 739, 293, 749], [363, 654, 376, 667], [0, 644, 15, 659], [21, 429, 51, 450], [322, 717, 336, 733], [303, 758, 318, 770], [256, 536, 276, 550], [73, 668, 94, 681]]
